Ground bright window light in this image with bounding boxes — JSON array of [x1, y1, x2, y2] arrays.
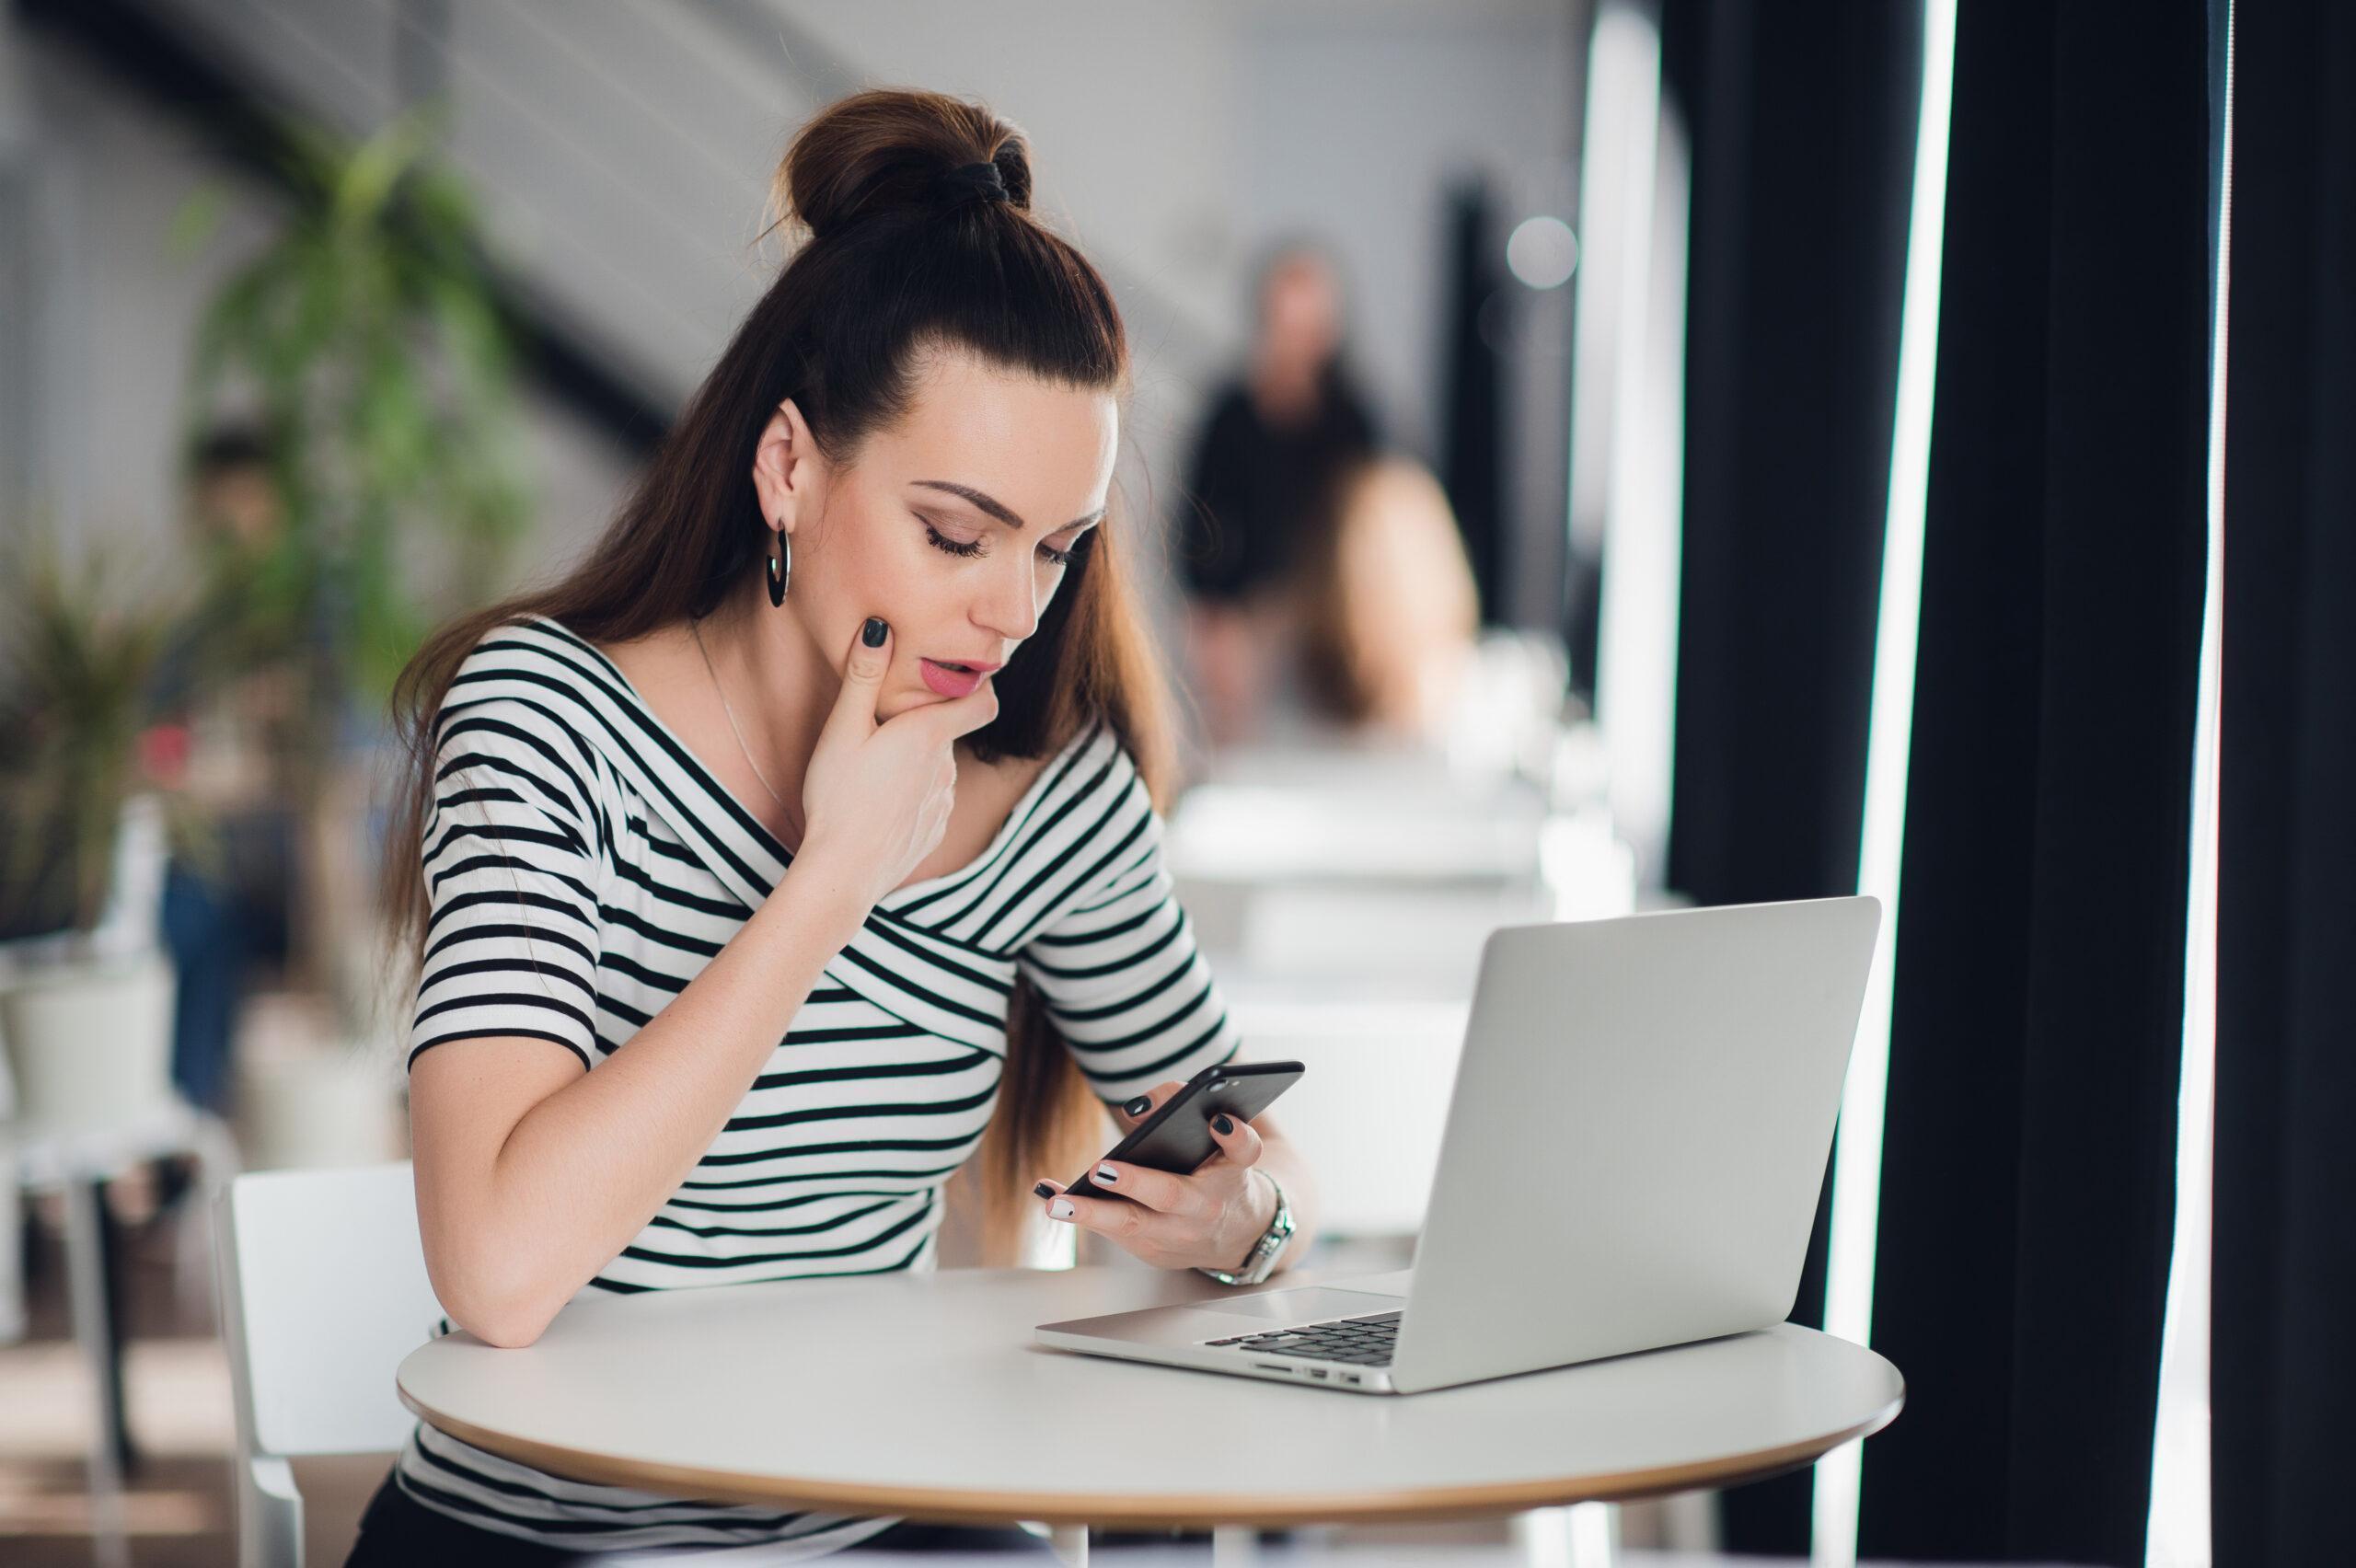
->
[[1813, 1, 1958, 1563], [1508, 214, 1580, 290], [2147, 2, 2229, 1562], [1576, 0, 1689, 887]]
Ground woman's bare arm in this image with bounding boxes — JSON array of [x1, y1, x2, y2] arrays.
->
[[410, 620, 996, 1348], [410, 859, 868, 1347]]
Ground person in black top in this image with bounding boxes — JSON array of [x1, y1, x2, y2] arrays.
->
[[1175, 244, 1379, 744]]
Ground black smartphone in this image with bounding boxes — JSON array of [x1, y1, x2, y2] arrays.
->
[[1057, 1060, 1304, 1203]]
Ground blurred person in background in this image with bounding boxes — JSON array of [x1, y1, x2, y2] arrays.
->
[[1174, 243, 1379, 746], [175, 427, 300, 963], [147, 429, 303, 1119], [1295, 453, 1481, 744]]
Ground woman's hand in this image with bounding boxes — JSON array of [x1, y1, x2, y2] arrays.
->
[[798, 618, 999, 910], [1033, 1080, 1280, 1273]]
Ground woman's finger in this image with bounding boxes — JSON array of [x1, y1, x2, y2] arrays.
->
[[1045, 1188, 1156, 1243], [1205, 1108, 1265, 1169], [1083, 1159, 1206, 1217], [1113, 1080, 1186, 1131]]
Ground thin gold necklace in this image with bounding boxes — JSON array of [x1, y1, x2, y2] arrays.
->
[[689, 618, 793, 824]]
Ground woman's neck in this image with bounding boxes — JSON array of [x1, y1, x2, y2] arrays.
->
[[691, 589, 834, 841], [1250, 352, 1322, 425]]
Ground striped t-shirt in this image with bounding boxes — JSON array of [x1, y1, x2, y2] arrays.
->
[[394, 617, 1240, 1555]]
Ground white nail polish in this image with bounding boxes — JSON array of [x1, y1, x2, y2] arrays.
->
[[1048, 1197, 1075, 1220], [1095, 1163, 1119, 1183]]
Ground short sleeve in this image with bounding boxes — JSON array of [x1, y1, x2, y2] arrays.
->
[[1017, 748, 1240, 1102], [410, 689, 606, 1073]]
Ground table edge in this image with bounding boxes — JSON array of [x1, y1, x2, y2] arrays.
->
[[397, 1381, 1905, 1528]]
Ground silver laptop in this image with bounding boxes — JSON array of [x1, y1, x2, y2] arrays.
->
[[1036, 895, 1881, 1394]]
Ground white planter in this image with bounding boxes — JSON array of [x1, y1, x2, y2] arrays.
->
[[233, 993, 403, 1170], [0, 952, 179, 1134]]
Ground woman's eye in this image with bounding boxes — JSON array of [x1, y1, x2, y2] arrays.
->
[[924, 515, 1083, 567], [921, 522, 985, 559]]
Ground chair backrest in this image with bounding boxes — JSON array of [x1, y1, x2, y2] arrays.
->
[[214, 1162, 440, 1458]]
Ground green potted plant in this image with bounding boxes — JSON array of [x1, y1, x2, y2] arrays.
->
[[178, 110, 531, 1037], [0, 540, 203, 1130]]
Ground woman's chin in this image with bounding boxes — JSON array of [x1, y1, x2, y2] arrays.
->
[[877, 687, 956, 722]]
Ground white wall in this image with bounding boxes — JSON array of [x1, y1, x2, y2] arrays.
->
[[7, 1, 1583, 633], [4, 29, 640, 591], [1230, 1, 1583, 458], [774, 0, 1582, 599], [1230, 1, 1585, 628]]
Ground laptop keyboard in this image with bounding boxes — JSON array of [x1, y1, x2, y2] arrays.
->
[[1202, 1310, 1400, 1366]]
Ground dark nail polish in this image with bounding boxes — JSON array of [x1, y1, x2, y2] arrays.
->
[[862, 617, 888, 647], [1212, 1113, 1235, 1135], [1032, 1180, 1057, 1199], [1123, 1095, 1151, 1117]]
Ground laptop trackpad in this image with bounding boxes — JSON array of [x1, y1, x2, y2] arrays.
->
[[1187, 1286, 1403, 1322]]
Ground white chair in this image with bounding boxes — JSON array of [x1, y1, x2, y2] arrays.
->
[[213, 1162, 440, 1568]]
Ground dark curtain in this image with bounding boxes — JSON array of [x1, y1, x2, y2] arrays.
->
[[1438, 181, 1506, 623], [2212, 2, 2356, 1564], [1858, 3, 2211, 1564], [1656, 0, 1922, 1548]]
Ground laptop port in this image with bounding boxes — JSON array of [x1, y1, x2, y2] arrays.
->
[[1253, 1364, 1292, 1374], [1308, 1368, 1328, 1379], [1341, 1374, 1362, 1385]]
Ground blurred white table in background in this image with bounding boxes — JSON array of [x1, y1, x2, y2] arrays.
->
[[1170, 782, 1552, 887], [1170, 733, 1639, 1247], [1221, 974, 1471, 1239]]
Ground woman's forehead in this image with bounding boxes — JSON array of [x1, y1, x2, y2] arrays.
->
[[870, 348, 1119, 513]]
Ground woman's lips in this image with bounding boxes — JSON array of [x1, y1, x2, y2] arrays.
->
[[918, 658, 991, 698]]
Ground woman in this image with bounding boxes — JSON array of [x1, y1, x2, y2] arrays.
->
[[1296, 454, 1482, 741], [1174, 243, 1380, 745], [351, 89, 1320, 1563]]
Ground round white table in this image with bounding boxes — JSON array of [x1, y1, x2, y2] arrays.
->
[[398, 1265, 1902, 1563]]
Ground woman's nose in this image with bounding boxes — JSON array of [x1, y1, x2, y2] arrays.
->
[[976, 561, 1041, 642]]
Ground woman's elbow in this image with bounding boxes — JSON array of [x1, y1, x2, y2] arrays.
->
[[468, 1315, 549, 1351], [426, 1247, 560, 1349], [456, 1294, 551, 1349]]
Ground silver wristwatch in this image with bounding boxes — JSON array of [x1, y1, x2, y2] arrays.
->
[[1197, 1169, 1294, 1286]]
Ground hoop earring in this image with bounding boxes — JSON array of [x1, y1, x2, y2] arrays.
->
[[767, 529, 791, 606]]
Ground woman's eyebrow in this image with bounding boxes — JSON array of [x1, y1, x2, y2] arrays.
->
[[911, 479, 1106, 532]]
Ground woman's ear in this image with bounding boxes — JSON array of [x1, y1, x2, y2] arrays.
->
[[749, 398, 824, 536]]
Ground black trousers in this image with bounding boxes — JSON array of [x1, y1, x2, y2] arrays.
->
[[344, 1474, 1054, 1563]]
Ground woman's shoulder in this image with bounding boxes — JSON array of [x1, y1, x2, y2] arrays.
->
[[962, 718, 1138, 827], [450, 613, 601, 680], [964, 715, 1102, 799], [445, 615, 643, 713], [1193, 380, 1256, 438], [437, 616, 629, 770], [1037, 721, 1158, 846], [1044, 715, 1136, 793]]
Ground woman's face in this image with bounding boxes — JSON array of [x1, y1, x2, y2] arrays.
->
[[755, 346, 1118, 722], [1259, 254, 1341, 370]]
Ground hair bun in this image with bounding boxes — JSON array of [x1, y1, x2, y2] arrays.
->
[[776, 88, 1034, 242]]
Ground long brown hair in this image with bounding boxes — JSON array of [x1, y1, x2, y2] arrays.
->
[[382, 88, 1175, 1263]]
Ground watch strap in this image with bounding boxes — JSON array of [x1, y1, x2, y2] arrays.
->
[[1197, 1168, 1293, 1286]]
